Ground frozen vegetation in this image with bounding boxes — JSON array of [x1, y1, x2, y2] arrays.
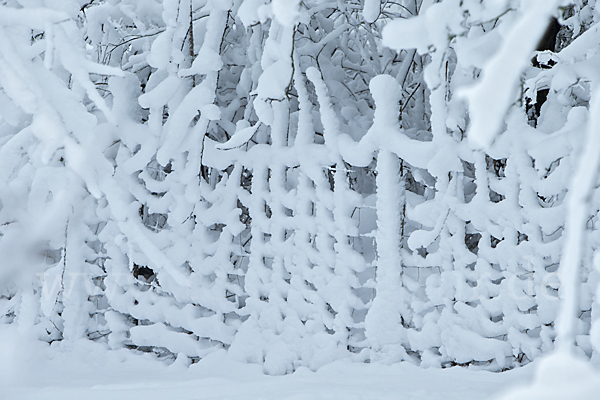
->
[[1, 0, 600, 398]]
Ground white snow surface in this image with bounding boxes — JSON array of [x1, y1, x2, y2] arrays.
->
[[500, 352, 600, 400], [0, 325, 534, 400], [363, 0, 380, 23]]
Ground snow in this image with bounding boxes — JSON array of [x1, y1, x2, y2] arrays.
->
[[237, 0, 269, 27], [0, 324, 534, 400], [256, 59, 293, 101], [157, 84, 214, 164], [138, 74, 181, 110], [441, 325, 511, 367], [382, 14, 432, 54], [553, 84, 600, 353], [3, 1, 600, 396], [0, 89, 21, 126], [0, 6, 70, 28], [381, 0, 465, 55], [179, 6, 227, 77], [462, 0, 563, 149], [364, 74, 408, 355], [272, 0, 302, 27], [363, 0, 380, 23], [215, 122, 261, 150], [454, 28, 502, 69], [146, 30, 173, 70], [499, 352, 600, 400]]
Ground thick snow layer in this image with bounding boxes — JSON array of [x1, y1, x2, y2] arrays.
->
[[0, 6, 70, 28], [237, 0, 269, 27], [463, 0, 562, 149], [363, 0, 380, 23], [272, 0, 302, 27], [382, 13, 432, 54], [0, 325, 533, 400], [499, 352, 600, 400], [216, 122, 261, 150]]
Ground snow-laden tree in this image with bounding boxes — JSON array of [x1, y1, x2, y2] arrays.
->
[[2, 0, 600, 375], [0, 1, 129, 346]]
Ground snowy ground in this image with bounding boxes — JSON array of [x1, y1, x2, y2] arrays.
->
[[0, 326, 537, 400]]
